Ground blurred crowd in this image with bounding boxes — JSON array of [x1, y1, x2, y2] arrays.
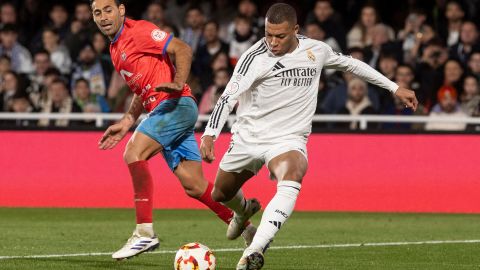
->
[[0, 0, 479, 131]]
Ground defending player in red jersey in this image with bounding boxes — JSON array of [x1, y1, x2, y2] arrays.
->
[[90, 0, 257, 260]]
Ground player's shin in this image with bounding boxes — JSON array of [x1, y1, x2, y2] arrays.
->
[[222, 189, 248, 216], [198, 182, 234, 224], [128, 160, 154, 234], [247, 180, 301, 253]]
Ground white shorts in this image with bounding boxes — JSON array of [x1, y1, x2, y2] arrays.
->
[[219, 134, 308, 175]]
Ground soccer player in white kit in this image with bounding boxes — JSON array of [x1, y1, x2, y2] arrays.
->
[[200, 3, 418, 270]]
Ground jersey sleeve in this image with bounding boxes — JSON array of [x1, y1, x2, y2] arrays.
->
[[322, 43, 399, 93], [202, 41, 267, 139], [133, 20, 173, 56]]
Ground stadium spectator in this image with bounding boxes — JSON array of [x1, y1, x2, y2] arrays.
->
[[0, 23, 33, 74], [443, 59, 464, 93], [8, 92, 36, 127], [198, 68, 230, 114], [347, 5, 394, 49], [363, 23, 402, 69], [425, 85, 467, 130], [47, 4, 70, 40], [468, 51, 480, 81], [304, 22, 341, 52], [92, 31, 110, 62], [193, 20, 229, 91], [397, 9, 428, 63], [403, 24, 437, 65], [64, 2, 98, 59], [42, 28, 72, 75], [441, 0, 465, 47], [224, 0, 263, 43], [38, 78, 81, 127], [27, 49, 52, 110], [0, 70, 20, 111], [71, 42, 112, 97], [304, 0, 347, 51], [73, 77, 110, 113], [144, 1, 167, 29], [337, 77, 377, 129], [449, 21, 480, 67], [42, 67, 62, 91], [180, 6, 205, 54], [460, 75, 480, 116], [0, 2, 16, 26], [210, 50, 233, 74], [229, 15, 257, 66]]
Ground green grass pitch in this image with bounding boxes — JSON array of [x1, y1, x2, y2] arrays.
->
[[0, 208, 479, 269]]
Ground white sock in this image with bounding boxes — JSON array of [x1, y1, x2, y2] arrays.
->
[[136, 223, 154, 237], [222, 189, 247, 216], [247, 181, 301, 253]]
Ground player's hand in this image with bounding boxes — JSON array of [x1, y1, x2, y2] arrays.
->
[[98, 122, 130, 150], [155, 82, 183, 93], [395, 87, 418, 112], [200, 135, 215, 163]]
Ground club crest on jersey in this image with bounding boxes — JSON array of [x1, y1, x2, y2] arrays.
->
[[151, 29, 167, 42], [307, 49, 316, 62], [225, 82, 239, 95], [121, 52, 127, 61]]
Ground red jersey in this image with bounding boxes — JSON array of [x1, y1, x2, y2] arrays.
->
[[110, 18, 193, 112]]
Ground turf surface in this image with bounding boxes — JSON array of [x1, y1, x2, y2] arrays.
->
[[0, 208, 479, 269]]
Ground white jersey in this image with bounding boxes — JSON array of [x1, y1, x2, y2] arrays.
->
[[203, 35, 398, 142]]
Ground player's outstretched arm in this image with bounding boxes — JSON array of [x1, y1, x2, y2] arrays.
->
[[200, 135, 215, 163], [155, 37, 193, 93], [98, 94, 143, 150], [395, 87, 418, 111]]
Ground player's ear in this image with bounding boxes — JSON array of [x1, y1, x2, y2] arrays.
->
[[118, 4, 126, 17], [294, 24, 299, 34]]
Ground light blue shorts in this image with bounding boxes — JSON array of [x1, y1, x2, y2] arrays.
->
[[136, 97, 201, 171]]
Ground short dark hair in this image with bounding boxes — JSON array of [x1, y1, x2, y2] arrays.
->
[[34, 48, 50, 58], [74, 78, 90, 86], [265, 3, 297, 25], [204, 20, 219, 30], [44, 67, 61, 77], [89, 0, 122, 6], [51, 78, 68, 88]]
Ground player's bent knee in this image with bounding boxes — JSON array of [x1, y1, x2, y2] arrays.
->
[[183, 185, 204, 199], [123, 149, 140, 164]]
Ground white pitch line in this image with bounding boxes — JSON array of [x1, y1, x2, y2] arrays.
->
[[0, 239, 479, 260]]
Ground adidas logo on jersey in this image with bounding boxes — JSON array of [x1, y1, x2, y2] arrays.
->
[[272, 61, 285, 71]]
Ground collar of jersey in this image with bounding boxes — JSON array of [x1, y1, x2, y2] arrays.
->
[[111, 18, 126, 44]]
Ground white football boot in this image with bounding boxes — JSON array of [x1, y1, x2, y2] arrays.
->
[[112, 226, 159, 260]]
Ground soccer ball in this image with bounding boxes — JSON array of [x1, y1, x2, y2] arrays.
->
[[174, 242, 216, 270]]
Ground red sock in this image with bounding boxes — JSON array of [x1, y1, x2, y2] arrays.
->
[[128, 161, 153, 224], [198, 182, 234, 224]]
